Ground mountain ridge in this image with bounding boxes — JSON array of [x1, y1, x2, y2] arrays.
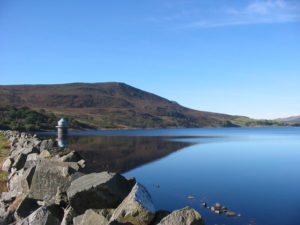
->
[[0, 82, 285, 129]]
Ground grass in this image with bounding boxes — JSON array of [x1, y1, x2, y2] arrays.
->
[[0, 133, 10, 193]]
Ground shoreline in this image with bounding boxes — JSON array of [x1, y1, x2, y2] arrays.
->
[[0, 130, 206, 225]]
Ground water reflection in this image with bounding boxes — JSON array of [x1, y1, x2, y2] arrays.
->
[[57, 136, 69, 147], [66, 136, 194, 173]]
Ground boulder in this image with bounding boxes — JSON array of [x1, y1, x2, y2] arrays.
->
[[20, 166, 36, 194], [40, 139, 55, 151], [2, 158, 13, 172], [39, 150, 51, 159], [157, 207, 205, 225], [110, 183, 155, 225], [9, 169, 24, 198], [15, 197, 39, 220], [28, 160, 78, 203], [67, 172, 133, 214], [18, 205, 64, 225], [56, 150, 82, 162], [73, 209, 109, 225]]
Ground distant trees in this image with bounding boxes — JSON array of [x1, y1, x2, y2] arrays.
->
[[0, 105, 57, 131]]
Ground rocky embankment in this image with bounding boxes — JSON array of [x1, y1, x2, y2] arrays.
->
[[0, 130, 205, 225]]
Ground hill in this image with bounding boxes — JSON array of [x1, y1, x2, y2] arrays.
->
[[277, 115, 300, 125], [0, 82, 285, 129]]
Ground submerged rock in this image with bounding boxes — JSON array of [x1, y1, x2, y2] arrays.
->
[[67, 172, 133, 214], [157, 207, 205, 225], [110, 183, 155, 225]]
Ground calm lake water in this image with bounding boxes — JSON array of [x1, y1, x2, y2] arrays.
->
[[39, 127, 300, 225]]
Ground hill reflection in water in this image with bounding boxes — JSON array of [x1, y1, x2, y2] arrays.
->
[[62, 135, 196, 173]]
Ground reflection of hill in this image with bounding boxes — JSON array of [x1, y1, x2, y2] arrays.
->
[[67, 136, 193, 173]]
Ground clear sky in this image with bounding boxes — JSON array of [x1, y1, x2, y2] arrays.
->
[[0, 0, 299, 119]]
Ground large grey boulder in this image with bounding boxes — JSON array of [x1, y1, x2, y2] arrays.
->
[[28, 160, 78, 203], [73, 209, 109, 225], [110, 183, 155, 225], [18, 205, 64, 225], [9, 169, 24, 198], [67, 172, 133, 214], [157, 207, 205, 225]]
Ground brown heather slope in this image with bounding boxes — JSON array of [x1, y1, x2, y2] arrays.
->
[[0, 82, 240, 129]]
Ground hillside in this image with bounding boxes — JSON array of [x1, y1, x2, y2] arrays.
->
[[0, 82, 284, 129], [277, 115, 300, 125]]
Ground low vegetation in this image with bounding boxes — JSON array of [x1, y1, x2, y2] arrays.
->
[[0, 133, 10, 193], [230, 117, 287, 127], [0, 105, 93, 131]]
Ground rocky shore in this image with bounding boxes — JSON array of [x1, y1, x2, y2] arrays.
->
[[0, 130, 205, 225]]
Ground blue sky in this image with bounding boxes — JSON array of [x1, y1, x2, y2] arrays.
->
[[0, 0, 299, 119]]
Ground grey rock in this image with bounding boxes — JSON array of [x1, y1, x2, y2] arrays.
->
[[9, 169, 24, 198], [73, 209, 109, 225], [110, 183, 155, 225], [1, 192, 15, 204], [157, 207, 205, 225], [67, 172, 133, 214], [58, 151, 82, 163], [39, 150, 51, 159], [28, 160, 77, 203], [2, 158, 13, 172], [18, 205, 63, 225], [20, 166, 36, 194], [40, 139, 55, 151]]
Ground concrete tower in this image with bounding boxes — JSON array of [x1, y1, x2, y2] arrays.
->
[[56, 118, 68, 139]]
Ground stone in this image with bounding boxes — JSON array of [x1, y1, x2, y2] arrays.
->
[[110, 183, 155, 225], [157, 207, 205, 225], [9, 169, 24, 198], [58, 151, 82, 162], [67, 172, 133, 214], [20, 166, 36, 194], [28, 160, 77, 203], [18, 205, 64, 225], [15, 197, 40, 220], [225, 211, 236, 217], [2, 158, 13, 172], [1, 192, 15, 204], [39, 150, 51, 159], [40, 139, 55, 151], [22, 146, 39, 155], [74, 209, 109, 225]]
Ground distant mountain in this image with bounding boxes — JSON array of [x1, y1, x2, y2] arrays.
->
[[0, 82, 285, 130], [277, 115, 300, 125]]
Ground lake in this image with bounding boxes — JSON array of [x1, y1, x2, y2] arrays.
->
[[39, 127, 300, 225]]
